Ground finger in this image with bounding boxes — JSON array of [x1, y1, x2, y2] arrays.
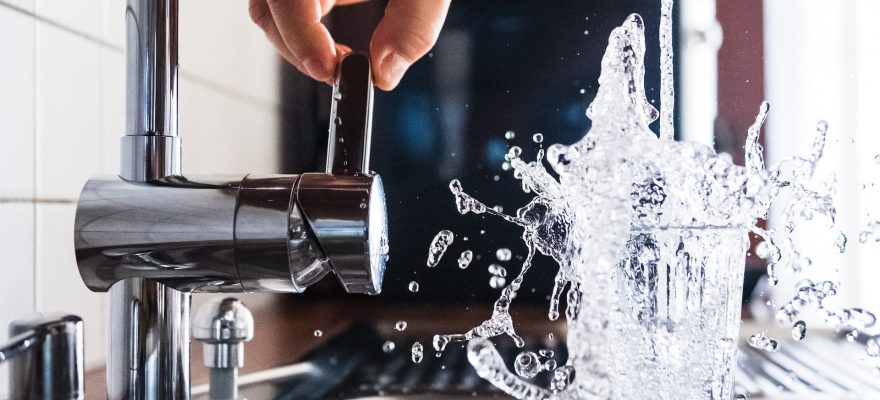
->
[[264, 0, 338, 82], [370, 0, 451, 90], [249, 0, 306, 70]]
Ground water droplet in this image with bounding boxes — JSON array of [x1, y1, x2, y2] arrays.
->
[[539, 349, 554, 358], [334, 117, 342, 126], [426, 230, 455, 267], [791, 321, 807, 341], [509, 146, 523, 158], [859, 231, 872, 243], [583, 30, 589, 35], [866, 336, 880, 357], [492, 205, 504, 213], [579, 88, 586, 94], [359, 202, 367, 209], [411, 342, 424, 363], [875, 153, 880, 164], [332, 91, 343, 101], [489, 276, 506, 289], [747, 331, 779, 353], [394, 321, 407, 331], [514, 351, 542, 378], [791, 320, 806, 341], [736, 394, 748, 400], [313, 330, 323, 337], [544, 359, 557, 371], [835, 232, 847, 253], [501, 161, 511, 171], [847, 330, 859, 342], [488, 264, 507, 277], [408, 281, 420, 292], [532, 133, 544, 143], [458, 250, 473, 269], [382, 340, 396, 353], [505, 130, 516, 140], [433, 335, 450, 352], [495, 248, 512, 261]]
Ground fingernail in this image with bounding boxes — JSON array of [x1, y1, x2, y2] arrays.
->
[[303, 57, 329, 81], [380, 52, 410, 88]]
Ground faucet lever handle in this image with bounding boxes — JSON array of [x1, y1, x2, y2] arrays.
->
[[327, 52, 374, 175]]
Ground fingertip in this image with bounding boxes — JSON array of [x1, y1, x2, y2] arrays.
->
[[373, 51, 410, 91]]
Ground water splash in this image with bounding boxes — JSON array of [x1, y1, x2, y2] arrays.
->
[[659, 0, 675, 141], [411, 342, 424, 363], [747, 331, 780, 353], [421, 4, 874, 399], [458, 250, 474, 269], [514, 351, 543, 378], [791, 320, 806, 341], [427, 230, 454, 268]]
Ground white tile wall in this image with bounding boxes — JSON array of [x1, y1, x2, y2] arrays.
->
[[0, 6, 35, 199], [34, 0, 102, 40], [0, 203, 36, 342], [179, 0, 280, 108], [180, 79, 280, 174], [0, 1, 281, 397], [35, 21, 103, 199]]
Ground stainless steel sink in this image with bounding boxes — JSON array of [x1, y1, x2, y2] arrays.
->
[[193, 325, 880, 399]]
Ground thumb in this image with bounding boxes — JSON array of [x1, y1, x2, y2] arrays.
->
[[370, 0, 451, 90]]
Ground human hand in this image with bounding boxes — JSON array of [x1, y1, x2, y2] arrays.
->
[[249, 0, 451, 90]]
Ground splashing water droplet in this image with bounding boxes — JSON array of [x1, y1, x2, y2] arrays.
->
[[489, 276, 507, 289], [747, 332, 779, 353], [533, 133, 544, 143], [792, 320, 806, 341], [488, 264, 507, 277], [427, 230, 455, 267], [382, 340, 396, 353], [539, 349, 554, 358], [433, 335, 450, 352], [846, 330, 859, 342], [408, 281, 420, 293], [514, 351, 542, 378], [835, 231, 847, 253], [313, 330, 323, 337], [395, 321, 407, 331], [411, 342, 424, 363], [496, 248, 512, 261], [505, 130, 516, 140], [458, 250, 474, 269]]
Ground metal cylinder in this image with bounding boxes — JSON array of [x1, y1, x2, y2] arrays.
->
[[6, 314, 84, 400], [74, 173, 386, 295]]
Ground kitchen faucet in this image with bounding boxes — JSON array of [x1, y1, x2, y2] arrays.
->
[[69, 0, 388, 398]]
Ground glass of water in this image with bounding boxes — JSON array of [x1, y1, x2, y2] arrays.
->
[[601, 226, 748, 399]]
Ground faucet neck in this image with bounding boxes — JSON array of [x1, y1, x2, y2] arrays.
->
[[122, 0, 180, 181]]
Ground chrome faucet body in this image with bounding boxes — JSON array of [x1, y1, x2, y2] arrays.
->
[[1, 314, 84, 400], [72, 1, 387, 399]]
